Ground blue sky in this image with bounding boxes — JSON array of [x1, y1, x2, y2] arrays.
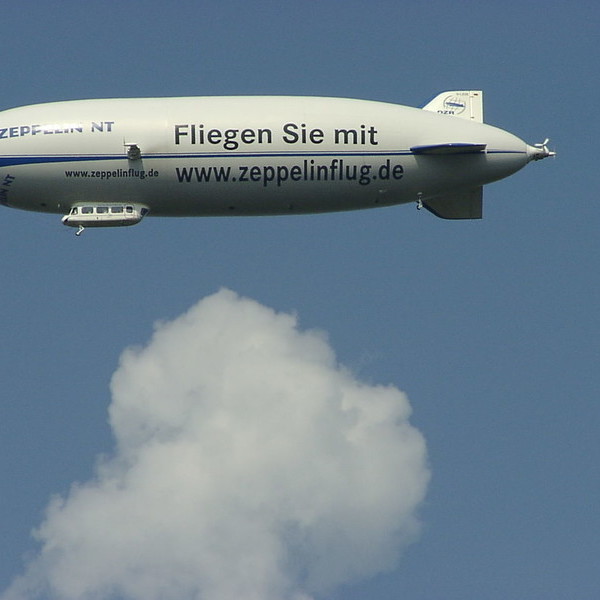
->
[[1, 1, 598, 599]]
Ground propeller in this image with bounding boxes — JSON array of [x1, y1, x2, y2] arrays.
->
[[532, 138, 556, 160]]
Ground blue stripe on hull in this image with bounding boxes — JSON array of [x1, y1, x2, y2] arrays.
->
[[0, 150, 526, 168]]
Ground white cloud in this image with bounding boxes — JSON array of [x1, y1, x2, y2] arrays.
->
[[2, 289, 429, 600]]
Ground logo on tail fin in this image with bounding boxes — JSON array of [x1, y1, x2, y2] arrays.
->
[[442, 95, 467, 115]]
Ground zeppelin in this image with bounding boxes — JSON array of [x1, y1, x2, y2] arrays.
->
[[0, 90, 554, 235]]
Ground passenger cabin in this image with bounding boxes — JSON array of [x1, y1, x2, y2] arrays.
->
[[61, 204, 149, 230]]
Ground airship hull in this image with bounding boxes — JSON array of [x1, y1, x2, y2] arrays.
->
[[0, 93, 548, 227]]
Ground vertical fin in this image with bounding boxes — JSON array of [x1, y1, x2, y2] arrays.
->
[[421, 187, 483, 220], [422, 90, 483, 123]]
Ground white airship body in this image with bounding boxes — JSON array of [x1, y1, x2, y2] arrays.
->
[[0, 91, 553, 233]]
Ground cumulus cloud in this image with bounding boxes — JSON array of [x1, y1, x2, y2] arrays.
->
[[2, 289, 429, 600]]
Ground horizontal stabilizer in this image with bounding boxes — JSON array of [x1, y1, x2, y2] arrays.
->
[[411, 143, 486, 155], [422, 187, 483, 220]]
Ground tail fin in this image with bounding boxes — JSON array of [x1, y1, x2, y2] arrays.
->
[[422, 90, 483, 123], [421, 187, 483, 220]]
